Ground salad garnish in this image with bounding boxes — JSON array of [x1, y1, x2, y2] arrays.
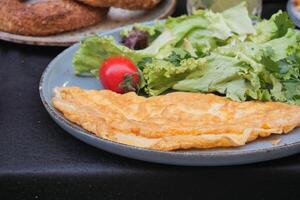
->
[[73, 3, 300, 105]]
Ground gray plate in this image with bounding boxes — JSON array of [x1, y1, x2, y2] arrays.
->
[[40, 23, 300, 166]]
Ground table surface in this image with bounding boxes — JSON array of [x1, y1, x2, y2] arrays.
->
[[1, 1, 300, 200]]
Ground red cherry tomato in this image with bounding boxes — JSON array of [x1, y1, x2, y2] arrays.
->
[[99, 56, 140, 94]]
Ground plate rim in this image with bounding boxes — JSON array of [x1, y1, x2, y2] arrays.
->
[[39, 21, 300, 166], [0, 0, 176, 47]]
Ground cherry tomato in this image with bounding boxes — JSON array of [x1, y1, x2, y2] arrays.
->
[[99, 56, 140, 94]]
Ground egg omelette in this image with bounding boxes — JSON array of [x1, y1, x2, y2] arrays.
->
[[52, 87, 300, 151]]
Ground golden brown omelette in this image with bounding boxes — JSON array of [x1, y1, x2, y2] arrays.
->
[[52, 87, 300, 151]]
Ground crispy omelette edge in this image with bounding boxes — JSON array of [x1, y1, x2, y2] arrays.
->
[[52, 87, 300, 151]]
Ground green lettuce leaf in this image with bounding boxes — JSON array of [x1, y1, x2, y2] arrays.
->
[[139, 14, 210, 57], [73, 3, 256, 77], [262, 29, 299, 61], [143, 58, 207, 96], [250, 11, 295, 43], [173, 55, 254, 101], [73, 35, 148, 76], [220, 2, 256, 36], [283, 81, 300, 104], [171, 24, 300, 105], [72, 4, 300, 105], [184, 29, 218, 57], [140, 2, 256, 57]]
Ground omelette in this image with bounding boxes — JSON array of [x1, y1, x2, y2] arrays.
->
[[52, 87, 300, 151]]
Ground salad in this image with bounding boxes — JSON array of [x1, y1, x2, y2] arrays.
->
[[73, 3, 300, 105]]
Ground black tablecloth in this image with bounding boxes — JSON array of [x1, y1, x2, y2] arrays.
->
[[1, 1, 300, 200]]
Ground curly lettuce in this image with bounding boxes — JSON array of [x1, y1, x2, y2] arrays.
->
[[72, 3, 300, 105], [173, 30, 300, 105], [143, 58, 207, 96], [73, 3, 256, 76], [249, 11, 295, 43], [73, 36, 149, 76]]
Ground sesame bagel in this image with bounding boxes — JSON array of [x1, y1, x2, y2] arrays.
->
[[76, 0, 161, 10], [0, 0, 108, 36]]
